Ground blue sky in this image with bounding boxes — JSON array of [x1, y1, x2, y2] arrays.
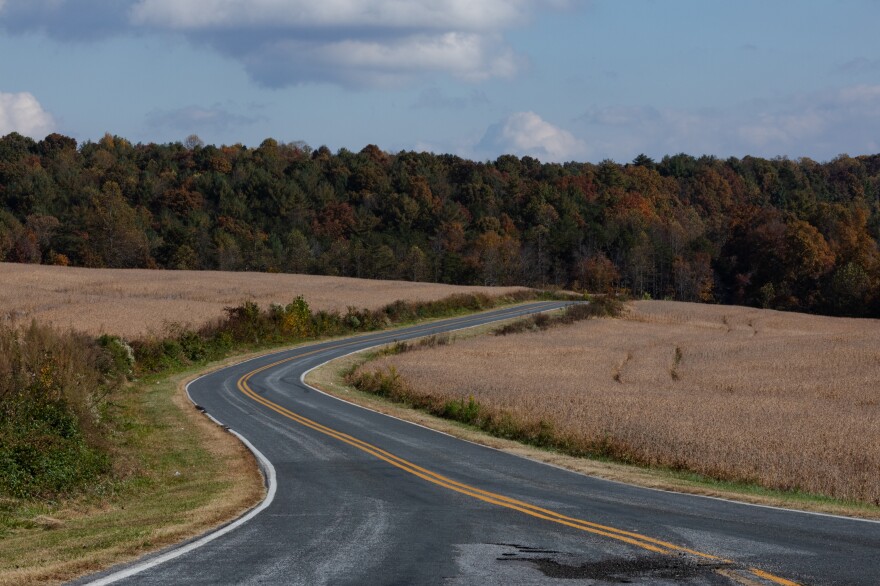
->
[[1, 0, 878, 163]]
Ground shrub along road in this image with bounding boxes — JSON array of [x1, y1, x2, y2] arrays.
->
[[77, 302, 880, 585]]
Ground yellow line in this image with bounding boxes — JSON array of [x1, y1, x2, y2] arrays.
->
[[749, 568, 802, 586], [239, 373, 672, 554], [228, 307, 800, 585], [716, 568, 767, 586], [238, 374, 669, 554]]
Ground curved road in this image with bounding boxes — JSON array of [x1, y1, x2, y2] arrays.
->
[[80, 302, 880, 585]]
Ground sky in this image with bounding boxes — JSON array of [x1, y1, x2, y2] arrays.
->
[[0, 0, 878, 163]]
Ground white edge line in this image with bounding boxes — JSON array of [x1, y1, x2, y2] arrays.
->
[[78, 302, 555, 584], [81, 380, 279, 585], [298, 315, 880, 526]]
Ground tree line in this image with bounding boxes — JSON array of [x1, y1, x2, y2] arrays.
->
[[1, 132, 879, 316]]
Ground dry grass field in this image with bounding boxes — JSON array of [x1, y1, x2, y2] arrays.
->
[[361, 301, 880, 504], [0, 263, 526, 338]]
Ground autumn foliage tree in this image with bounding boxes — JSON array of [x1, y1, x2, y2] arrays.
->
[[2, 131, 879, 317]]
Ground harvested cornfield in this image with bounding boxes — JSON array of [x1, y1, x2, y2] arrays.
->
[[0, 263, 527, 338], [358, 301, 880, 504]]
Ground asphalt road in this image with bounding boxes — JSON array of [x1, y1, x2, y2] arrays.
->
[[79, 302, 880, 586]]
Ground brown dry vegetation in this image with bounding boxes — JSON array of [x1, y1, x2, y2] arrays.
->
[[0, 263, 526, 338], [0, 358, 265, 585], [359, 301, 880, 504]]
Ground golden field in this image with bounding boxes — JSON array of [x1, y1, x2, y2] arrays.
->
[[361, 301, 880, 503], [0, 263, 526, 338]]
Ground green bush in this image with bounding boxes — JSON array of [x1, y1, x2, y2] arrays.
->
[[495, 297, 623, 336], [98, 335, 135, 376], [348, 366, 566, 453], [130, 289, 563, 375], [0, 322, 119, 498], [442, 396, 482, 425]]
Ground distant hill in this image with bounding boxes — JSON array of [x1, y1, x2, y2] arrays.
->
[[1, 132, 878, 316]]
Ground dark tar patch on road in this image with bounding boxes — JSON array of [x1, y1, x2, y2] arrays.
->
[[495, 543, 734, 583]]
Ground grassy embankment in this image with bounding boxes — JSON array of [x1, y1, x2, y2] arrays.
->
[[0, 287, 555, 585], [328, 299, 880, 517]]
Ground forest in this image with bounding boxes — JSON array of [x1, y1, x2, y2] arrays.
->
[[1, 131, 879, 317]]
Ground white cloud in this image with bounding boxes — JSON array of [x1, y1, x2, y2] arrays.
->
[[317, 32, 517, 83], [736, 111, 826, 149], [731, 86, 880, 157], [129, 0, 531, 31], [479, 111, 585, 162], [129, 0, 540, 86], [164, 0, 539, 88], [1, 0, 551, 87], [0, 91, 55, 138], [237, 32, 520, 88]]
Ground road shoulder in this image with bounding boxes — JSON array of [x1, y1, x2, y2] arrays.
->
[[0, 352, 271, 586]]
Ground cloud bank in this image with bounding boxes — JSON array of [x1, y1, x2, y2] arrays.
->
[[479, 111, 585, 162], [466, 85, 880, 164], [576, 84, 880, 162], [0, 91, 55, 138], [0, 0, 553, 87], [128, 1, 531, 31], [0, 0, 133, 41]]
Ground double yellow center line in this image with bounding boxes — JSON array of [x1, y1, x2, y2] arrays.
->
[[232, 306, 801, 586]]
